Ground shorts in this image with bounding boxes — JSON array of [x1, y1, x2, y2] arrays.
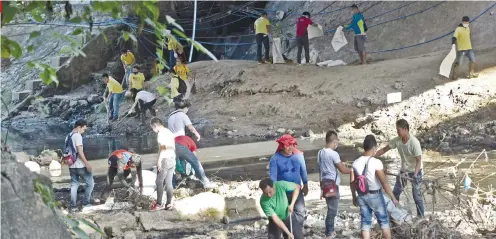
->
[[357, 191, 390, 231], [456, 50, 476, 63], [354, 35, 367, 53]]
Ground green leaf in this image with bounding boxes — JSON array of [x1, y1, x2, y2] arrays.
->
[[102, 31, 108, 43], [72, 227, 90, 239], [1, 47, 10, 59], [23, 2, 42, 12], [40, 68, 52, 85], [79, 218, 104, 234], [122, 31, 130, 41], [27, 61, 35, 68], [71, 28, 83, 36], [27, 45, 35, 52], [2, 3, 19, 25], [31, 10, 44, 22], [70, 17, 83, 23], [144, 2, 160, 21], [166, 15, 184, 32], [157, 86, 169, 96], [9, 40, 22, 59], [29, 31, 41, 39]]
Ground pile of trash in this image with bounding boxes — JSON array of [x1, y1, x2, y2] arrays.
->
[[392, 217, 464, 239]]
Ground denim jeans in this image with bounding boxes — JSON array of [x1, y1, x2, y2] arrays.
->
[[357, 191, 390, 231], [256, 33, 270, 62], [268, 214, 303, 239], [325, 187, 340, 236], [108, 92, 123, 119], [393, 170, 424, 217], [123, 65, 133, 89], [175, 144, 210, 185], [287, 192, 305, 230], [69, 167, 94, 208], [169, 51, 176, 70], [456, 50, 476, 64]]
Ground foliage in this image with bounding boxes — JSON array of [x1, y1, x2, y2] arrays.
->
[[1, 0, 217, 99], [34, 179, 104, 238]]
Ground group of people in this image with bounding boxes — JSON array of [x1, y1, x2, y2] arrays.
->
[[255, 5, 480, 75], [65, 99, 213, 212], [259, 119, 424, 239]]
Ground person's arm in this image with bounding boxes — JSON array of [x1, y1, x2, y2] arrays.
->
[[271, 215, 293, 238], [157, 145, 166, 172], [121, 55, 127, 70], [128, 97, 139, 114], [269, 156, 278, 182], [350, 170, 358, 206], [187, 124, 201, 141], [266, 20, 272, 35], [130, 53, 136, 65], [136, 160, 143, 189], [374, 145, 391, 157], [452, 28, 459, 45], [414, 156, 422, 178], [288, 184, 301, 214], [296, 154, 309, 196], [413, 140, 423, 178], [76, 145, 91, 171], [336, 162, 351, 174], [128, 75, 133, 89], [117, 166, 131, 188], [357, 18, 365, 34], [376, 169, 398, 204]]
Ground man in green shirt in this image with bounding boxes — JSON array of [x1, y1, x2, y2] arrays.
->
[[259, 178, 302, 239], [375, 119, 424, 217]]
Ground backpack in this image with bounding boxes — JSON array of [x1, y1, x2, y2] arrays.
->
[[176, 76, 187, 94], [354, 157, 371, 194], [62, 132, 78, 166]]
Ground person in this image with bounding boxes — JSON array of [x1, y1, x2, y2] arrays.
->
[[175, 135, 215, 189], [351, 135, 398, 239], [269, 134, 308, 232], [295, 12, 318, 65], [374, 119, 424, 217], [120, 49, 135, 89], [345, 4, 368, 65], [103, 73, 124, 121], [317, 131, 351, 239], [129, 66, 145, 91], [100, 149, 143, 200], [254, 12, 271, 64], [259, 178, 302, 239], [168, 101, 201, 141], [173, 57, 192, 99], [150, 117, 176, 211], [127, 88, 157, 124], [66, 119, 94, 212], [167, 32, 185, 69], [451, 16, 479, 79]]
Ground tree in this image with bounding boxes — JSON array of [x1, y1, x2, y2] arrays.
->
[[1, 0, 216, 96]]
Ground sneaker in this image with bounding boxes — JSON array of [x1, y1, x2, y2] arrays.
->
[[149, 202, 165, 211], [70, 207, 79, 213], [326, 232, 337, 239], [203, 182, 217, 189], [110, 117, 118, 122], [258, 61, 263, 65]]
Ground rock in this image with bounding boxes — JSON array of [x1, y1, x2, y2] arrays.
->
[[78, 100, 89, 107], [13, 152, 31, 163], [93, 211, 137, 238], [174, 187, 193, 199], [69, 100, 78, 108], [87, 94, 102, 104], [227, 131, 234, 137], [60, 109, 73, 120], [49, 160, 62, 177], [123, 231, 137, 239], [1, 148, 73, 238], [276, 128, 286, 134], [356, 101, 364, 108], [24, 161, 41, 174], [213, 128, 221, 135], [174, 192, 226, 220], [28, 105, 36, 112], [35, 150, 59, 166], [393, 81, 404, 90], [286, 129, 295, 135]]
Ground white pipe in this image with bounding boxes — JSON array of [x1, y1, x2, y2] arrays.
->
[[188, 0, 198, 63]]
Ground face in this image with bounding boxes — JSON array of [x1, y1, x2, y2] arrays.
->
[[103, 77, 109, 84], [262, 186, 275, 198], [151, 124, 159, 133], [462, 21, 469, 27], [396, 127, 408, 138], [78, 126, 88, 134], [282, 145, 294, 155], [352, 8, 358, 14], [333, 139, 339, 149], [133, 68, 138, 74], [182, 107, 189, 113]]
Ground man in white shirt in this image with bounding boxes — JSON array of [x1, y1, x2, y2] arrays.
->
[[66, 119, 95, 212], [167, 101, 201, 141], [127, 88, 157, 124], [318, 131, 351, 239], [150, 117, 176, 211]]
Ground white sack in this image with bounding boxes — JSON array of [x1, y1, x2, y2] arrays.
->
[[331, 26, 348, 52], [271, 37, 285, 64], [439, 44, 457, 78]]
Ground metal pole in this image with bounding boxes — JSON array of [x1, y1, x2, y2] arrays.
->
[[188, 0, 198, 63]]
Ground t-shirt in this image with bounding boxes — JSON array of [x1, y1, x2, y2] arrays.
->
[[318, 148, 342, 185], [120, 52, 135, 65], [168, 110, 192, 137], [136, 91, 155, 103], [453, 26, 472, 51], [175, 135, 197, 152], [107, 77, 123, 94], [352, 156, 383, 191], [174, 64, 190, 81], [296, 16, 313, 37], [254, 17, 270, 35], [129, 72, 145, 90], [157, 128, 176, 167], [260, 181, 296, 220], [389, 134, 423, 172], [168, 39, 184, 54], [67, 132, 85, 169], [108, 150, 133, 169]]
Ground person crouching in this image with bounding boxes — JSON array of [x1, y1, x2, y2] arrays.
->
[[127, 88, 157, 124], [100, 149, 143, 200]]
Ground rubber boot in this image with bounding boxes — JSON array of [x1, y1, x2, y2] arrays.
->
[[469, 62, 479, 79], [450, 62, 459, 80]]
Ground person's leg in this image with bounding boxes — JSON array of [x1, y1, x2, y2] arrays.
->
[[287, 192, 305, 228], [297, 36, 303, 64], [468, 50, 478, 78], [288, 213, 304, 239], [108, 95, 114, 119], [146, 99, 157, 116], [410, 171, 425, 217], [256, 34, 263, 62], [325, 195, 339, 236], [176, 144, 210, 186], [69, 168, 80, 209], [368, 193, 391, 239], [100, 167, 117, 199], [304, 35, 310, 64], [164, 167, 174, 206], [169, 51, 176, 70], [82, 168, 95, 206], [357, 195, 373, 239], [267, 218, 283, 239], [184, 80, 192, 100], [155, 158, 167, 205], [393, 173, 404, 201], [111, 94, 119, 119], [263, 35, 270, 62]]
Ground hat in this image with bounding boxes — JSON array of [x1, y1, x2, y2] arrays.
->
[[462, 16, 470, 22], [275, 134, 297, 153]]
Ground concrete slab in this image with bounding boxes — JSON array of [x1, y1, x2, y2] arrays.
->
[[25, 79, 43, 92], [12, 90, 32, 102]]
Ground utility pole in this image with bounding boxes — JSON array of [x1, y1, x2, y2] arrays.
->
[[188, 0, 198, 63]]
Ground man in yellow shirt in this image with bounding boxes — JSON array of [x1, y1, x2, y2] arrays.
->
[[120, 49, 136, 89], [129, 66, 145, 91], [167, 33, 185, 70], [254, 12, 271, 64], [173, 57, 192, 99], [451, 16, 478, 79], [103, 73, 124, 121]]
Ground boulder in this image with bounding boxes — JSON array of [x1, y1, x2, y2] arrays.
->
[[78, 100, 89, 107], [60, 109, 73, 121], [174, 192, 226, 220], [87, 94, 102, 104], [24, 161, 41, 174], [1, 148, 73, 238], [35, 149, 59, 166], [13, 152, 31, 163], [69, 100, 78, 108], [49, 160, 62, 177], [93, 211, 137, 238]]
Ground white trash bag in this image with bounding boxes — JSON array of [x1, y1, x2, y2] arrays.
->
[[271, 37, 285, 64], [331, 26, 348, 52]]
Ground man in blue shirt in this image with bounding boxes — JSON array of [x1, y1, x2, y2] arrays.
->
[[269, 134, 308, 230], [345, 4, 368, 65]]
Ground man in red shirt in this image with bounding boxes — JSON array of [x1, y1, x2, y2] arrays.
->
[[174, 135, 215, 188], [175, 135, 197, 154], [296, 12, 318, 65]]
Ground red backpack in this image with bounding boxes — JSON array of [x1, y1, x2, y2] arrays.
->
[[62, 132, 78, 166], [355, 157, 371, 194]]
